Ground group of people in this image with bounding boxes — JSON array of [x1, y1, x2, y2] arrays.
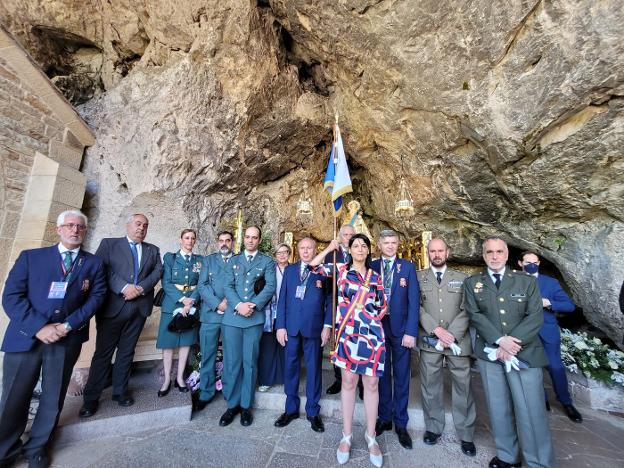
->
[[0, 210, 586, 468]]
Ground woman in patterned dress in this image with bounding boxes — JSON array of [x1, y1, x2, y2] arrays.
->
[[309, 234, 387, 467]]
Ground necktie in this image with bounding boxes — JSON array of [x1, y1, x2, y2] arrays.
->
[[300, 263, 309, 282], [493, 273, 501, 289], [247, 255, 253, 263], [436, 271, 442, 284], [223, 256, 229, 264], [63, 251, 73, 281], [383, 259, 392, 288], [130, 242, 139, 284], [183, 254, 190, 263]]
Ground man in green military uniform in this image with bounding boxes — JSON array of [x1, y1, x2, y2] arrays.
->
[[463, 237, 554, 468], [417, 238, 476, 457], [219, 226, 276, 427], [196, 231, 234, 411]]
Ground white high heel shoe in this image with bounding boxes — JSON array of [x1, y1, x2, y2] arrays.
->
[[365, 431, 383, 467], [336, 432, 352, 464]]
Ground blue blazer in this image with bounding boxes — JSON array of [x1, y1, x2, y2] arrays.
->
[[537, 274, 575, 343], [371, 258, 420, 338], [2, 245, 107, 352], [275, 262, 333, 338]]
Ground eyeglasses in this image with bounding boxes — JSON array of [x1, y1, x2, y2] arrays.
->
[[275, 250, 290, 255], [60, 223, 87, 231]]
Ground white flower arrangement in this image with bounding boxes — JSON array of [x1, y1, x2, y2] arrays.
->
[[560, 329, 624, 388]]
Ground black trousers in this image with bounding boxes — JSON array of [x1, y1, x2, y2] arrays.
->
[[0, 335, 82, 462], [83, 303, 146, 402]]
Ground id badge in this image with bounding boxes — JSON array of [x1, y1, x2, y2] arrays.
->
[[295, 285, 306, 299], [48, 281, 68, 299]]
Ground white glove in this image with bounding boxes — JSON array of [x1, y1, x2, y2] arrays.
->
[[484, 346, 520, 373], [435, 340, 445, 352], [449, 342, 462, 356]]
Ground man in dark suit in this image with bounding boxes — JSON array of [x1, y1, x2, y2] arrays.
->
[[371, 229, 420, 449], [325, 224, 355, 395], [464, 237, 554, 468], [518, 251, 582, 422], [273, 237, 332, 432], [219, 226, 276, 427], [79, 213, 162, 417], [0, 210, 107, 468]]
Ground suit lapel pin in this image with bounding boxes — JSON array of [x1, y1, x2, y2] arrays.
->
[[78, 257, 84, 267], [396, 263, 401, 273]]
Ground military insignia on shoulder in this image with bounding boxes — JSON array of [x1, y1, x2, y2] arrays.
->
[[474, 281, 483, 293]]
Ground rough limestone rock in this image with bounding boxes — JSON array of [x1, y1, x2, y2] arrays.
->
[[2, 0, 623, 345]]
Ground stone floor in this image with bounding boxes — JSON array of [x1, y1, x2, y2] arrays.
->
[[13, 378, 624, 468]]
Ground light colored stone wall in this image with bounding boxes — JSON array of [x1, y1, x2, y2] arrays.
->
[[0, 25, 94, 372]]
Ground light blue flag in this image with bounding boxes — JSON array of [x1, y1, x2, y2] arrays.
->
[[323, 125, 352, 216]]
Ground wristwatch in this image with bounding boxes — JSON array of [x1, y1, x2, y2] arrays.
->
[[63, 322, 72, 332]]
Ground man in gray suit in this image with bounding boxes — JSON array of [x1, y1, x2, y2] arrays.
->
[[196, 230, 233, 411], [219, 226, 276, 427], [464, 237, 554, 468], [80, 214, 163, 417], [417, 238, 476, 456]]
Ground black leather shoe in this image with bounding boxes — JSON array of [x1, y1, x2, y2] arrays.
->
[[423, 431, 441, 445], [219, 406, 241, 426], [240, 408, 253, 426], [307, 415, 325, 433], [157, 382, 171, 398], [326, 381, 341, 394], [195, 396, 214, 412], [461, 440, 476, 457], [563, 404, 583, 423], [274, 412, 299, 427], [396, 427, 412, 449], [375, 419, 392, 436], [79, 400, 99, 418], [27, 453, 49, 468], [174, 379, 189, 393], [545, 400, 551, 411], [488, 456, 521, 468], [112, 394, 135, 406]]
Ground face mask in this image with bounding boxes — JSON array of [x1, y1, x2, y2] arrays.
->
[[523, 262, 539, 274]]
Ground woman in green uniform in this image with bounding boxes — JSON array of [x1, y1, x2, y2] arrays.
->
[[156, 229, 202, 396]]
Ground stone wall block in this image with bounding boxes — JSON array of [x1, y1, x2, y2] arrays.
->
[[49, 139, 83, 169], [52, 175, 86, 207]]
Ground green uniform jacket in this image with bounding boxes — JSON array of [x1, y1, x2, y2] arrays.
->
[[463, 269, 548, 367], [160, 252, 203, 314], [417, 268, 472, 356], [222, 252, 277, 328], [198, 252, 230, 324]]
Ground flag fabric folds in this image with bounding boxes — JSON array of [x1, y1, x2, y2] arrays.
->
[[323, 124, 352, 216]]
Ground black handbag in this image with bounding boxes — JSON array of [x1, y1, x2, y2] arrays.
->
[[154, 252, 176, 307], [153, 288, 165, 307], [254, 277, 266, 295], [167, 312, 199, 333]]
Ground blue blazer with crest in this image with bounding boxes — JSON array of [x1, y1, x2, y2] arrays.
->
[[371, 258, 420, 338], [275, 262, 333, 338], [2, 245, 107, 352]]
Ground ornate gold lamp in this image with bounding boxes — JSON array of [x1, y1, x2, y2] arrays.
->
[[394, 156, 415, 217]]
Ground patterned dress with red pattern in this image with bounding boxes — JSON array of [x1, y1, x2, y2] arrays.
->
[[313, 263, 387, 377]]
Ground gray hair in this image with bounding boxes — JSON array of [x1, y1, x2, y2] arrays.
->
[[274, 243, 292, 255], [339, 224, 355, 235], [481, 236, 508, 254], [126, 213, 147, 224], [378, 229, 399, 241], [56, 210, 88, 227], [298, 236, 317, 248]]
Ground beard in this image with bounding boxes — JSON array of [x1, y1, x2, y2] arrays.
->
[[430, 258, 446, 267], [220, 246, 232, 256]]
